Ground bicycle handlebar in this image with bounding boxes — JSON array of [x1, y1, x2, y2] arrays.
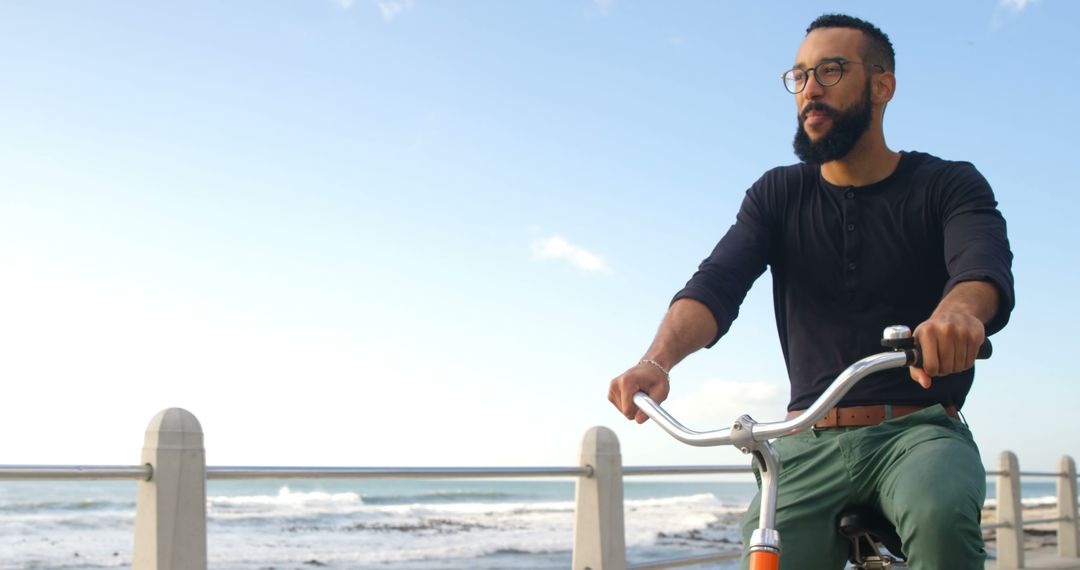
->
[[633, 329, 992, 448], [632, 326, 993, 562]]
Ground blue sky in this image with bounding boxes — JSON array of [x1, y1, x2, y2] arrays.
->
[[1, 0, 1075, 473]]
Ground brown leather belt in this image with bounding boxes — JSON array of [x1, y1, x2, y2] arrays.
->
[[786, 404, 959, 429]]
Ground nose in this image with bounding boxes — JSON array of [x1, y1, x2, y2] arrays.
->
[[802, 71, 826, 100]]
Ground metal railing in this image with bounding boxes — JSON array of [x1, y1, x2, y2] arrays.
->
[[0, 465, 754, 480], [0, 408, 746, 570], [0, 464, 152, 480], [0, 408, 1076, 570], [981, 452, 1080, 568], [0, 464, 756, 480]]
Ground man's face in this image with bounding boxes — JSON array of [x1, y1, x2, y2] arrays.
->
[[790, 28, 875, 164]]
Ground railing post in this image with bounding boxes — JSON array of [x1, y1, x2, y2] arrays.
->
[[996, 450, 1025, 569], [133, 408, 208, 570], [1058, 455, 1079, 558], [572, 426, 626, 570]]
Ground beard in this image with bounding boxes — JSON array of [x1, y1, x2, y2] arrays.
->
[[792, 80, 873, 165]]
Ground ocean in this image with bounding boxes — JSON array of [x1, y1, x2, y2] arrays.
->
[[0, 478, 1059, 569]]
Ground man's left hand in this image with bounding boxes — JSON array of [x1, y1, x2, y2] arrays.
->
[[910, 312, 986, 389]]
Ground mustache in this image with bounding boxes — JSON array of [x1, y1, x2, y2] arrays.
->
[[800, 102, 838, 121]]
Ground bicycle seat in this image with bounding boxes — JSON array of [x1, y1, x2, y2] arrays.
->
[[838, 506, 906, 563]]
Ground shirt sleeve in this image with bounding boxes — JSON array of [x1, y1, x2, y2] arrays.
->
[[671, 177, 774, 347], [937, 162, 1016, 336]]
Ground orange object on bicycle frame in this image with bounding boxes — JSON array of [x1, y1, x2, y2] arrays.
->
[[749, 549, 779, 570]]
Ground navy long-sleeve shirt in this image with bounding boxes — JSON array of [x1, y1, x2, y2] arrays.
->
[[673, 151, 1014, 411]]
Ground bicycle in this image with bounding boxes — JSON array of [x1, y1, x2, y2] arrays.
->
[[632, 324, 991, 570]]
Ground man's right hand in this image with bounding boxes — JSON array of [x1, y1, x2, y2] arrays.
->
[[608, 362, 671, 424]]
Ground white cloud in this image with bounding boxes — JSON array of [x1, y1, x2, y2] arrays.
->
[[594, 0, 614, 16], [662, 379, 788, 428], [335, 0, 355, 9], [999, 0, 1037, 11], [377, 0, 414, 21], [532, 234, 612, 273], [992, 0, 1037, 29]]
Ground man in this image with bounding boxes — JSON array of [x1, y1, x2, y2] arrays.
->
[[608, 13, 1014, 570]]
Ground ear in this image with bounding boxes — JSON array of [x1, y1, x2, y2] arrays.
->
[[873, 70, 896, 106]]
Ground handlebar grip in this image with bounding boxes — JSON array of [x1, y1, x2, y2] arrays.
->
[[909, 338, 992, 368]]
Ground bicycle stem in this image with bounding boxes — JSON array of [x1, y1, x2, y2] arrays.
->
[[749, 441, 781, 557]]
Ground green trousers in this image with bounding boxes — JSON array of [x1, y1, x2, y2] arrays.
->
[[739, 405, 987, 570]]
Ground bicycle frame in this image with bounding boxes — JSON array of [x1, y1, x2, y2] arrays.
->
[[632, 325, 934, 570]]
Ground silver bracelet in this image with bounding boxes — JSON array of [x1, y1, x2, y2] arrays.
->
[[639, 358, 670, 379]]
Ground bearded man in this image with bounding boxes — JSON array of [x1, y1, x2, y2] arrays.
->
[[608, 13, 1014, 570]]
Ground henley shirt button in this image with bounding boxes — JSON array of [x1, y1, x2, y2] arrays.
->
[[848, 262, 857, 270], [845, 191, 855, 199], [847, 224, 856, 232]]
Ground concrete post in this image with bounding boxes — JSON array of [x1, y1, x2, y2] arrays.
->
[[572, 426, 626, 570], [996, 450, 1025, 569], [133, 408, 208, 570], [1058, 455, 1079, 558]]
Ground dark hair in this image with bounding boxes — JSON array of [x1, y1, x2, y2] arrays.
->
[[806, 14, 895, 72]]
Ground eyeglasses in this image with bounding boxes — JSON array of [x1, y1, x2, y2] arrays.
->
[[782, 60, 886, 94]]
